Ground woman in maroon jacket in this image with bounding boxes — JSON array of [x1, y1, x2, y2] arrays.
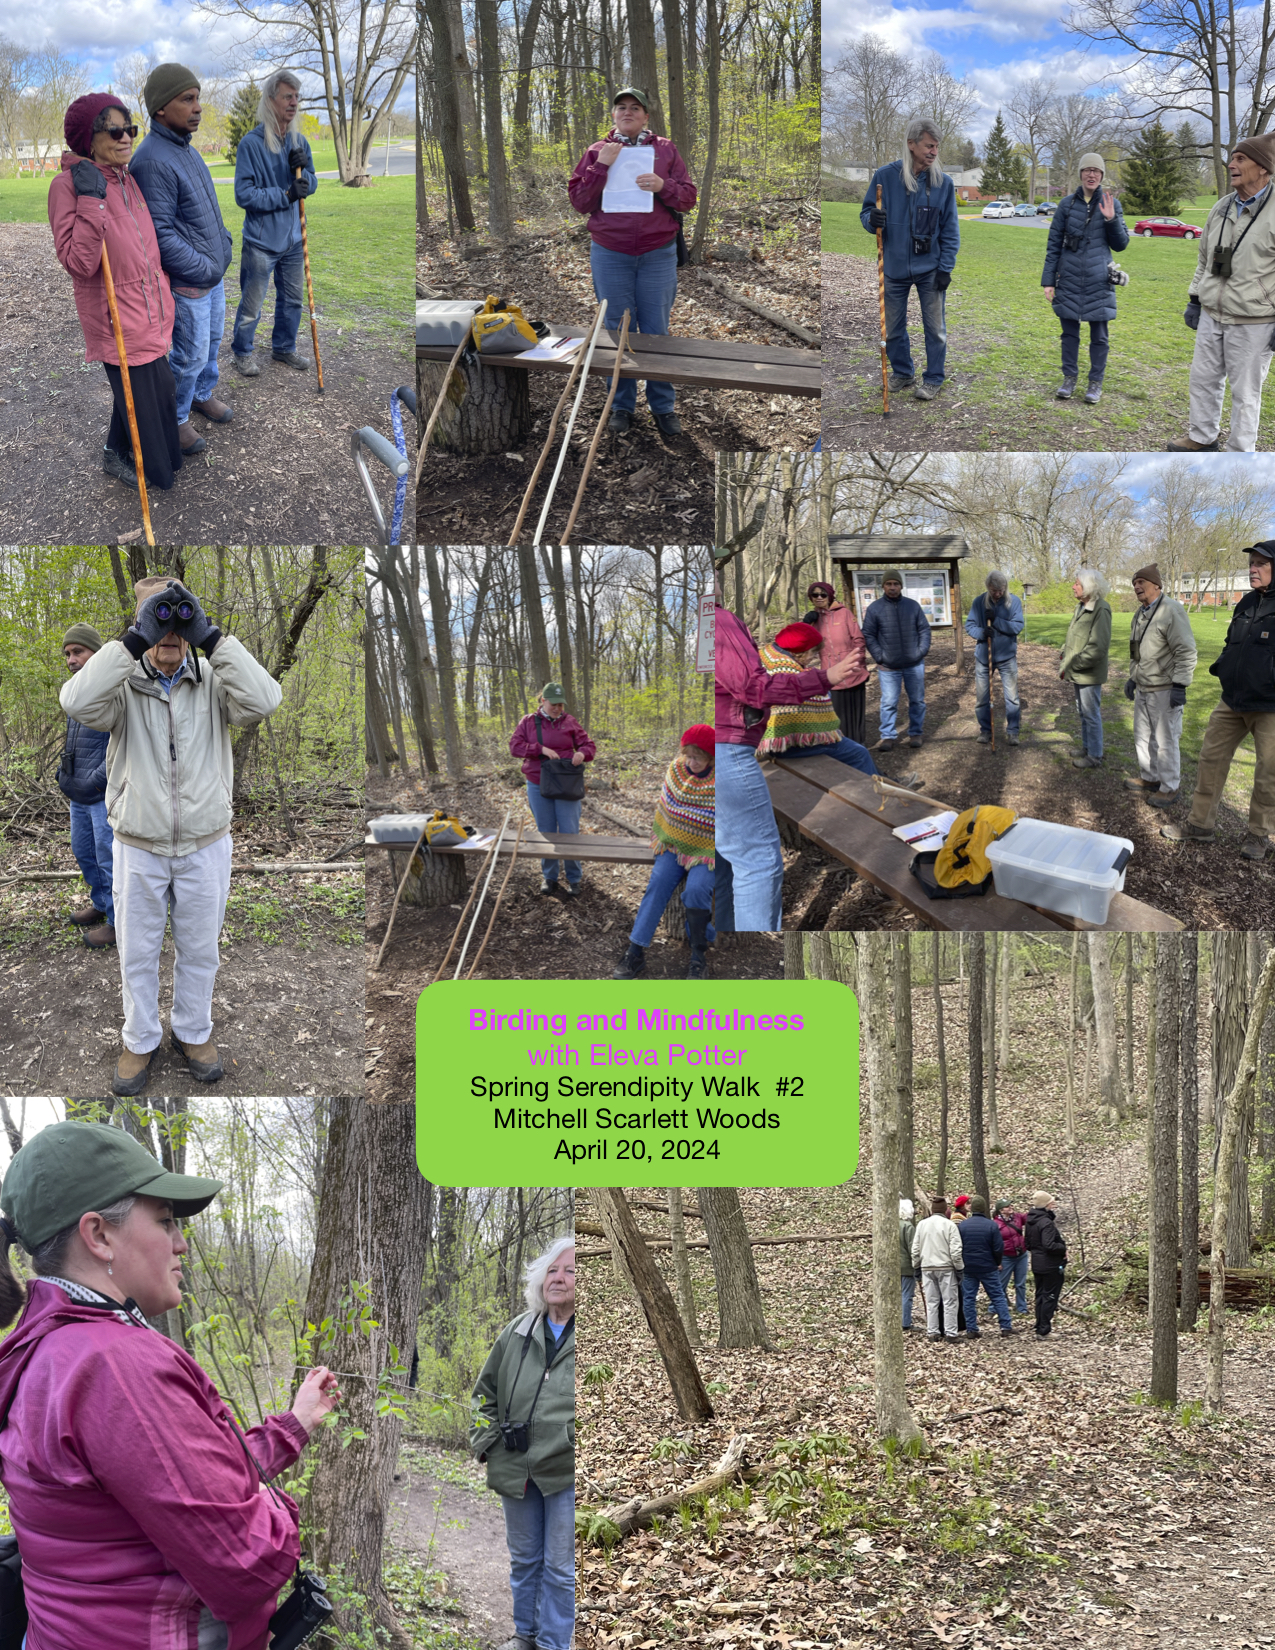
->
[[509, 682, 597, 898], [567, 87, 697, 438]]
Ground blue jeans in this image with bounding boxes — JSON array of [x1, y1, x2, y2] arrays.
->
[[69, 800, 114, 925], [1075, 683, 1104, 759], [1001, 1251, 1029, 1313], [883, 270, 946, 386], [961, 1267, 1012, 1332], [714, 853, 734, 934], [1060, 317, 1110, 382], [170, 282, 226, 423], [631, 853, 715, 947], [901, 1273, 917, 1328], [232, 240, 304, 358], [975, 658, 1020, 735], [778, 737, 878, 776], [877, 664, 926, 739], [716, 742, 783, 931], [502, 1481, 575, 1650], [526, 780, 583, 885], [590, 239, 679, 413]]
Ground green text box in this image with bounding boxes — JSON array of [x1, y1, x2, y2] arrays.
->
[[416, 980, 858, 1187]]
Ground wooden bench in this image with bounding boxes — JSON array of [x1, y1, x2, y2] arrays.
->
[[765, 754, 1182, 933], [416, 325, 820, 451], [365, 830, 653, 908]]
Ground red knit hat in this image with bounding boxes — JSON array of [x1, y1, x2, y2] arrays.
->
[[954, 1195, 970, 1208], [64, 94, 130, 160], [773, 621, 823, 653], [681, 724, 714, 757]]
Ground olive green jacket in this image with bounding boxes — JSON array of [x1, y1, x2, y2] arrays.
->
[[469, 1311, 574, 1498], [1059, 597, 1113, 686], [1129, 595, 1197, 691]]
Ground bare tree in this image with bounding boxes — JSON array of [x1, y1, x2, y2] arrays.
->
[[697, 1188, 773, 1349], [968, 935, 990, 1207], [667, 1189, 701, 1347], [1045, 91, 1116, 194], [1005, 76, 1058, 200], [1212, 933, 1252, 1266], [1180, 933, 1201, 1331], [825, 34, 910, 170], [1150, 934, 1181, 1405], [893, 936, 916, 1200], [932, 934, 950, 1196], [1089, 934, 1126, 1120]]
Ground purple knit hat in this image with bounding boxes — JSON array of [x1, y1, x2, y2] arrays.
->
[[64, 93, 130, 160]]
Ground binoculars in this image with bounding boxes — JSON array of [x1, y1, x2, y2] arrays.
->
[[1212, 245, 1235, 279], [500, 1419, 531, 1452], [154, 596, 195, 625], [268, 1570, 333, 1650]]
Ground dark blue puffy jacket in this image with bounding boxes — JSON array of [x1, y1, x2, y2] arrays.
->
[[128, 119, 233, 291], [861, 594, 932, 670], [56, 717, 108, 806], [965, 592, 1025, 668], [858, 159, 959, 282], [958, 1214, 1004, 1275], [1041, 185, 1130, 323]]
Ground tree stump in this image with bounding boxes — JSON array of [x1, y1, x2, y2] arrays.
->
[[386, 846, 467, 908], [418, 355, 532, 452], [660, 884, 688, 946]]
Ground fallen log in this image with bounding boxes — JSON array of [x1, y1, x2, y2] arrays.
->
[[582, 797, 644, 838], [577, 1228, 867, 1259], [598, 1435, 767, 1538], [1123, 1263, 1275, 1309], [917, 1402, 1019, 1427], [694, 268, 820, 346]]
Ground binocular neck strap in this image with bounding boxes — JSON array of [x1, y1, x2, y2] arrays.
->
[[229, 1413, 304, 1583], [1223, 186, 1270, 258], [503, 1325, 537, 1425]]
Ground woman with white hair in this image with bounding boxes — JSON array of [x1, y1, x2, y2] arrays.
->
[[899, 1198, 919, 1330], [1059, 567, 1113, 768], [859, 116, 960, 401], [230, 68, 317, 376], [471, 1237, 575, 1650]]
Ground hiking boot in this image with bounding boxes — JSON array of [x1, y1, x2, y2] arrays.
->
[[170, 1033, 225, 1083], [177, 421, 207, 454], [231, 352, 260, 377], [685, 908, 710, 979], [1006, 731, 1020, 745], [914, 381, 940, 400], [102, 447, 139, 489], [539, 877, 559, 895], [653, 411, 683, 436], [560, 882, 578, 898], [83, 923, 116, 949], [1146, 788, 1180, 808], [977, 731, 991, 745], [68, 903, 105, 927], [192, 395, 233, 422], [1123, 775, 1159, 791], [496, 1637, 535, 1650], [608, 409, 633, 433], [908, 735, 923, 749], [876, 738, 898, 752], [1160, 821, 1215, 843], [612, 943, 646, 980], [889, 374, 915, 393], [1000, 1325, 1019, 1337], [1166, 436, 1219, 451], [965, 1329, 981, 1339], [113, 1047, 155, 1097], [1072, 754, 1102, 768], [1084, 380, 1103, 404], [1241, 835, 1271, 860], [272, 351, 310, 370], [927, 1332, 943, 1343], [1056, 377, 1077, 400]]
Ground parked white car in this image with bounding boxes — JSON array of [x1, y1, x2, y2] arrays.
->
[[981, 200, 1015, 219]]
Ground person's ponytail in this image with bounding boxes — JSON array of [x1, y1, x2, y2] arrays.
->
[[0, 1216, 28, 1329]]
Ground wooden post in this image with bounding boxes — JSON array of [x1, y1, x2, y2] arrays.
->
[[385, 845, 468, 907], [417, 354, 532, 452], [951, 560, 965, 671], [842, 563, 858, 620]]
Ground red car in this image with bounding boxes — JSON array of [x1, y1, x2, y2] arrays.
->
[[1133, 217, 1204, 239]]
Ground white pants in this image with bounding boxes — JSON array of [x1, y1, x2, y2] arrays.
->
[[1189, 309, 1273, 451], [113, 835, 232, 1053], [1134, 688, 1183, 792], [922, 1267, 960, 1337]]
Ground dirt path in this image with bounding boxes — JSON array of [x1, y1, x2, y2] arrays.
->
[[390, 1467, 513, 1647], [0, 222, 412, 543]]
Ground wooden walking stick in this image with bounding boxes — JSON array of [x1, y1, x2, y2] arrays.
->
[[875, 182, 890, 419], [986, 610, 996, 753], [295, 166, 324, 393], [99, 242, 154, 547], [506, 301, 605, 544], [415, 328, 471, 488], [560, 308, 631, 547]]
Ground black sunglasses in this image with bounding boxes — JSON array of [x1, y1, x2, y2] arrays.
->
[[102, 124, 139, 140]]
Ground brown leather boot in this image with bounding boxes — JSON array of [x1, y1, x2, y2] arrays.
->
[[113, 1048, 155, 1097], [68, 903, 105, 927], [192, 395, 234, 423], [83, 924, 117, 949], [170, 1033, 225, 1082], [178, 421, 207, 454], [1166, 436, 1220, 451]]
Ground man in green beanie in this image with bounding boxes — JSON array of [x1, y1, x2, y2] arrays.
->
[[57, 625, 115, 948], [130, 65, 235, 458]]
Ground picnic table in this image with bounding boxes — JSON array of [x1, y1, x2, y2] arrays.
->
[[765, 754, 1182, 933], [365, 830, 653, 907]]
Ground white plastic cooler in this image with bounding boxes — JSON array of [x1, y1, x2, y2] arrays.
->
[[984, 818, 1134, 925]]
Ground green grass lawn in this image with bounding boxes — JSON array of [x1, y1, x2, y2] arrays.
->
[[206, 144, 343, 176], [0, 172, 411, 341]]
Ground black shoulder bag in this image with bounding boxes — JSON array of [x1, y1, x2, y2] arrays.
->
[[534, 714, 586, 802], [657, 195, 689, 266], [229, 1418, 333, 1650], [0, 1536, 26, 1650]]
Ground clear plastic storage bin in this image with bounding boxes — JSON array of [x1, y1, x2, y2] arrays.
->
[[985, 818, 1133, 925], [368, 814, 432, 844]]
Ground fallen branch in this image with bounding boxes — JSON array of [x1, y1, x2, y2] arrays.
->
[[918, 1402, 1019, 1427], [583, 797, 644, 837], [695, 268, 820, 345], [578, 1228, 867, 1259], [599, 1435, 764, 1539]]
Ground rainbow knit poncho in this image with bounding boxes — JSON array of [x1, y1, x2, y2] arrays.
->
[[651, 755, 714, 869], [757, 641, 842, 754]]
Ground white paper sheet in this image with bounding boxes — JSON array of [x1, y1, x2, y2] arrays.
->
[[601, 147, 655, 213], [891, 810, 958, 847], [515, 334, 583, 363]]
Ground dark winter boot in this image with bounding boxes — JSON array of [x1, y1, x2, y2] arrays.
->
[[612, 942, 646, 980], [685, 908, 710, 980], [1055, 377, 1077, 400]]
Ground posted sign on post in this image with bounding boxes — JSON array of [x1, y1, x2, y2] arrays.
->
[[695, 594, 714, 674]]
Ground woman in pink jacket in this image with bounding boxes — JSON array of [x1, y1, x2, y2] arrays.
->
[[509, 682, 597, 897], [567, 87, 697, 438], [48, 93, 182, 492], [0, 1120, 340, 1650], [803, 581, 870, 745]]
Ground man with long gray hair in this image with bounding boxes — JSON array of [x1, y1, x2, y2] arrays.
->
[[965, 571, 1025, 745], [859, 117, 959, 400], [230, 69, 318, 376]]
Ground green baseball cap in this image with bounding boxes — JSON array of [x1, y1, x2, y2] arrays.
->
[[2, 1121, 224, 1251], [540, 682, 565, 702], [612, 86, 649, 109]]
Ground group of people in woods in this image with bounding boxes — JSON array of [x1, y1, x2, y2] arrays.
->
[[901, 1192, 1068, 1341], [50, 68, 316, 494], [860, 119, 1275, 450]]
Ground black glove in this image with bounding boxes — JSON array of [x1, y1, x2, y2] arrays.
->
[[166, 582, 218, 651], [867, 207, 887, 231], [935, 269, 952, 291], [1169, 683, 1187, 710], [287, 146, 308, 173], [71, 161, 107, 200], [1185, 296, 1201, 331], [130, 583, 178, 651], [1125, 678, 1137, 702], [287, 175, 314, 203]]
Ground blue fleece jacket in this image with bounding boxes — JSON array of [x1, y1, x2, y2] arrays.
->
[[129, 119, 233, 293], [958, 1215, 1004, 1275], [858, 159, 959, 282], [56, 716, 108, 806], [861, 594, 932, 670], [965, 592, 1026, 668], [234, 125, 317, 255]]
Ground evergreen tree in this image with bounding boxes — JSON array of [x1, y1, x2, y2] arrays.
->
[[1121, 120, 1187, 215], [956, 138, 979, 171], [1174, 120, 1205, 198], [979, 112, 1028, 198], [226, 79, 259, 163]]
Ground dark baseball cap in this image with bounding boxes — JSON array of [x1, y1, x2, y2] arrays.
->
[[612, 86, 649, 109], [2, 1121, 223, 1251], [1246, 539, 1275, 561]]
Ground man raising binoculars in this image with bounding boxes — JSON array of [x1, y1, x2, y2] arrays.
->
[[60, 575, 282, 1096]]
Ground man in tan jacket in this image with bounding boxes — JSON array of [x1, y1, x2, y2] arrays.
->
[[1122, 564, 1197, 809], [1169, 132, 1275, 453], [60, 576, 281, 1096]]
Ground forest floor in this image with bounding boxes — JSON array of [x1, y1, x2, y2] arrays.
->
[[366, 746, 778, 1100], [775, 632, 1274, 932], [415, 181, 819, 544], [391, 1444, 510, 1649], [0, 222, 413, 544], [0, 784, 364, 1097], [577, 963, 1275, 1648]]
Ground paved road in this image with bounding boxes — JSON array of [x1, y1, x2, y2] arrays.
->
[[959, 214, 1051, 228], [211, 144, 415, 182]]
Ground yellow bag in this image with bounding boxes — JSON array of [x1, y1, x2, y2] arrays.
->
[[423, 810, 472, 848], [933, 805, 1018, 889], [471, 296, 542, 354]]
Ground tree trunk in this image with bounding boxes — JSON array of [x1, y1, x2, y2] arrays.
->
[[998, 934, 1012, 1068], [443, 0, 482, 176], [1089, 933, 1125, 1120], [594, 1188, 714, 1420], [519, 547, 553, 699], [696, 1187, 773, 1348], [371, 554, 438, 776], [1065, 934, 1078, 1147], [968, 935, 989, 1207], [423, 548, 463, 779], [1180, 933, 1201, 1331], [1212, 933, 1252, 1267], [476, 0, 510, 236], [386, 843, 468, 908], [663, 0, 690, 157], [667, 1188, 701, 1347], [1260, 966, 1275, 1245], [1124, 932, 1135, 1101], [511, 0, 548, 161], [419, 355, 531, 453], [892, 936, 915, 1199], [422, 0, 476, 229], [985, 933, 1003, 1153], [1150, 934, 1181, 1405], [624, 0, 667, 134], [1145, 934, 1157, 1118], [688, 0, 722, 262], [933, 933, 949, 1197], [303, 1101, 431, 1648]]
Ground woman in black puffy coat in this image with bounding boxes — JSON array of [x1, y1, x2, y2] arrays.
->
[[1041, 151, 1128, 405]]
